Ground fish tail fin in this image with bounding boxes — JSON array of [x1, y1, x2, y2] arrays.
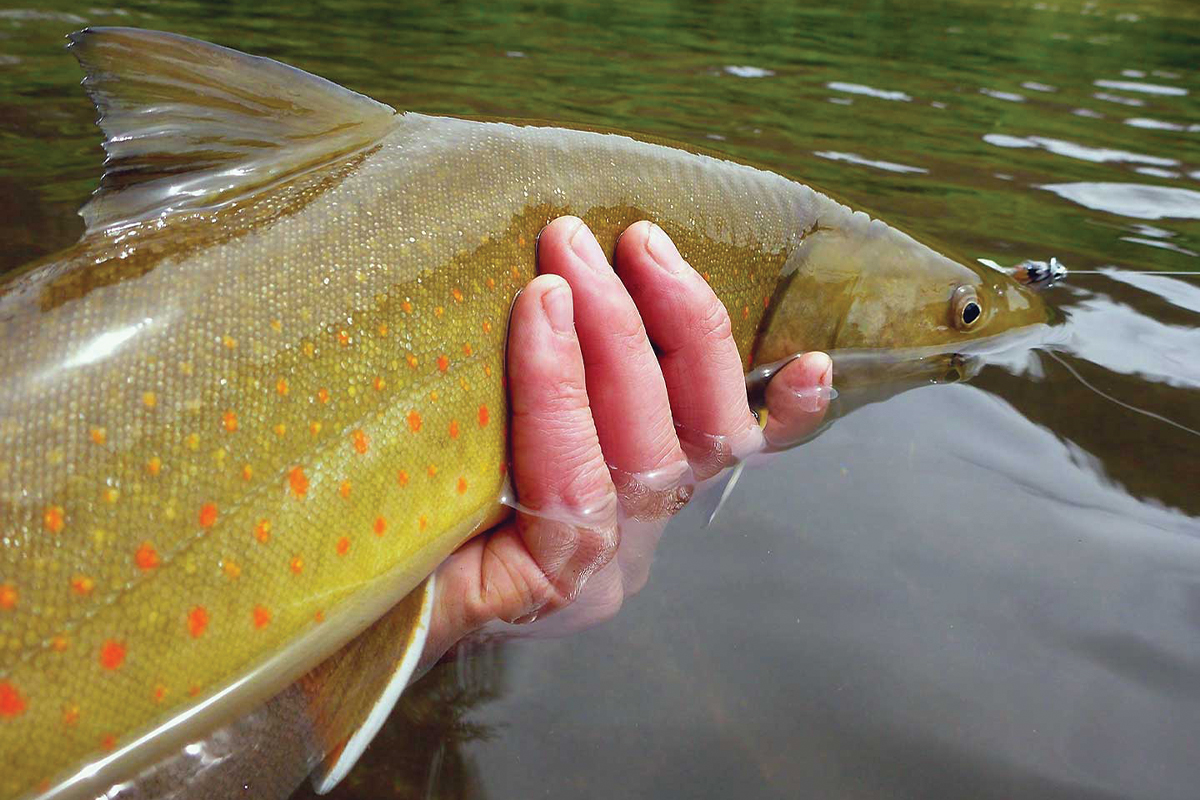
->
[[66, 27, 396, 234]]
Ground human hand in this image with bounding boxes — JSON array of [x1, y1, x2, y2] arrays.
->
[[423, 217, 832, 661]]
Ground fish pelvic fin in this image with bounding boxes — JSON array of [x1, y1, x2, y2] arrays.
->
[[66, 27, 397, 235], [306, 574, 437, 794]]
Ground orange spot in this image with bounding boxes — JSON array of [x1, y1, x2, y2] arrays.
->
[[448, 419, 460, 439], [135, 542, 160, 570], [70, 576, 94, 596], [0, 584, 15, 611], [372, 376, 386, 391], [241, 463, 253, 481], [336, 536, 350, 556], [185, 433, 200, 451], [187, 684, 201, 697], [142, 392, 157, 409], [434, 306, 445, 318], [152, 684, 167, 704], [198, 503, 218, 529], [373, 517, 387, 537], [484, 364, 492, 377], [429, 390, 439, 402], [289, 555, 304, 575], [303, 341, 315, 358], [147, 457, 162, 477], [288, 466, 308, 497], [0, 681, 26, 717], [397, 469, 410, 487], [763, 294, 770, 308], [99, 640, 126, 670], [352, 429, 369, 454], [427, 464, 438, 478], [510, 266, 521, 281], [222, 335, 237, 350], [223, 560, 241, 580], [220, 411, 237, 432], [457, 476, 468, 494], [309, 421, 323, 436], [270, 318, 282, 332], [337, 329, 350, 346], [274, 423, 287, 437], [406, 354, 419, 369], [499, 461, 508, 476], [452, 288, 463, 303], [418, 516, 428, 531], [252, 606, 272, 629], [101, 487, 119, 505], [254, 518, 271, 544], [277, 378, 289, 396], [317, 387, 330, 404], [99, 733, 116, 752], [462, 343, 473, 357], [62, 705, 79, 727], [339, 480, 352, 499], [483, 319, 493, 334], [187, 606, 209, 638], [314, 610, 325, 623], [741, 305, 749, 319], [437, 355, 449, 372], [90, 427, 107, 445], [401, 300, 413, 313], [50, 635, 69, 652], [407, 411, 423, 432], [479, 405, 490, 427], [486, 277, 496, 290], [378, 322, 389, 337]]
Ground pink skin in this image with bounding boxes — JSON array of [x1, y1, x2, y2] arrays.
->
[[425, 218, 832, 660]]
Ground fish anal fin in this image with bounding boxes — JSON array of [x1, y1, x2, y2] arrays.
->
[[304, 575, 436, 794], [66, 27, 397, 234]]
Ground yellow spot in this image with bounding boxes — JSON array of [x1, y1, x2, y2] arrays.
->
[[372, 376, 386, 391], [427, 464, 438, 478], [452, 288, 463, 303], [518, 235, 526, 246], [188, 606, 209, 638], [290, 555, 304, 575], [90, 427, 107, 446], [437, 355, 449, 372], [288, 466, 309, 497], [274, 423, 287, 437], [430, 390, 439, 402], [241, 463, 253, 481], [457, 476, 468, 494], [147, 457, 162, 477], [703, 271, 711, 282], [71, 576, 94, 596], [302, 341, 315, 358], [222, 335, 237, 350], [352, 429, 369, 454], [99, 640, 126, 670], [50, 635, 68, 653], [199, 503, 218, 528], [339, 480, 352, 499], [336, 536, 350, 556], [479, 405, 490, 427], [254, 519, 271, 544], [378, 322, 389, 337], [407, 411, 423, 432], [179, 361, 194, 377], [277, 378, 289, 396], [223, 560, 241, 580], [100, 487, 119, 505], [418, 516, 428, 531], [484, 364, 493, 377], [483, 319, 493, 334], [152, 685, 167, 704], [43, 505, 64, 534], [397, 469, 409, 487], [337, 329, 350, 346], [407, 354, 420, 370], [142, 392, 157, 409], [309, 420, 323, 436], [270, 318, 282, 332], [448, 419, 460, 439], [62, 705, 80, 727], [252, 606, 272, 629], [0, 584, 16, 610], [317, 388, 330, 404], [373, 517, 386, 536], [222, 411, 238, 432], [510, 266, 521, 281], [135, 542, 160, 571], [434, 306, 445, 318], [185, 433, 200, 451]]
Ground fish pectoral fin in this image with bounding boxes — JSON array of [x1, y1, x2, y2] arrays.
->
[[66, 27, 397, 234], [302, 574, 437, 794]]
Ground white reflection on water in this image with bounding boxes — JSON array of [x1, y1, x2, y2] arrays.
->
[[1041, 183, 1200, 220], [982, 133, 1177, 166], [812, 151, 928, 174], [1094, 79, 1188, 96], [825, 81, 911, 102], [1022, 81, 1057, 92], [1094, 91, 1145, 107], [980, 88, 1026, 102], [1134, 167, 1182, 179], [724, 65, 774, 78]]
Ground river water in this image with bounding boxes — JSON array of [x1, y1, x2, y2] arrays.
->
[[1, 0, 1197, 798]]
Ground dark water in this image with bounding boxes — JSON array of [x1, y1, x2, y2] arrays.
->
[[2, 0, 1199, 798]]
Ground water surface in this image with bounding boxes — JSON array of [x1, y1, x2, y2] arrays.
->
[[1, 0, 1198, 798]]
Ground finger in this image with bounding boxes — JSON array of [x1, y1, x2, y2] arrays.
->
[[762, 352, 833, 448], [615, 221, 761, 478], [537, 217, 691, 518]]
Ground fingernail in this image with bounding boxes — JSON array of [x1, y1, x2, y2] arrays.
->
[[645, 223, 686, 274], [818, 354, 833, 387], [541, 283, 574, 335], [569, 219, 611, 274]]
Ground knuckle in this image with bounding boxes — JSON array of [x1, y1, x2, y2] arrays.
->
[[689, 295, 734, 346]]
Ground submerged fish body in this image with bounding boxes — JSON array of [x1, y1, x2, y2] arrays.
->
[[0, 28, 1049, 799]]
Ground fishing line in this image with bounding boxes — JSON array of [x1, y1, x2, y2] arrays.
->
[[1066, 271, 1200, 276], [1043, 349, 1200, 440]]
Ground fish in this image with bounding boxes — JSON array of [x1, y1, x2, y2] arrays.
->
[[0, 27, 1052, 800]]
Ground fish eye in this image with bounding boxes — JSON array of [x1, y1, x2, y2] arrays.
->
[[951, 286, 982, 331]]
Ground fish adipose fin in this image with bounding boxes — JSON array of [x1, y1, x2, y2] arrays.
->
[[66, 27, 397, 234], [304, 575, 437, 794]]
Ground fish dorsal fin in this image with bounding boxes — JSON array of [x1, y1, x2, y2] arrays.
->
[[67, 27, 396, 234]]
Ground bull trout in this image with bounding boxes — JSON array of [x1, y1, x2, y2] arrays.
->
[[0, 27, 1051, 800]]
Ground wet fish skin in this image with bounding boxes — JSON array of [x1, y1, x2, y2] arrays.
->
[[0, 28, 1049, 800]]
